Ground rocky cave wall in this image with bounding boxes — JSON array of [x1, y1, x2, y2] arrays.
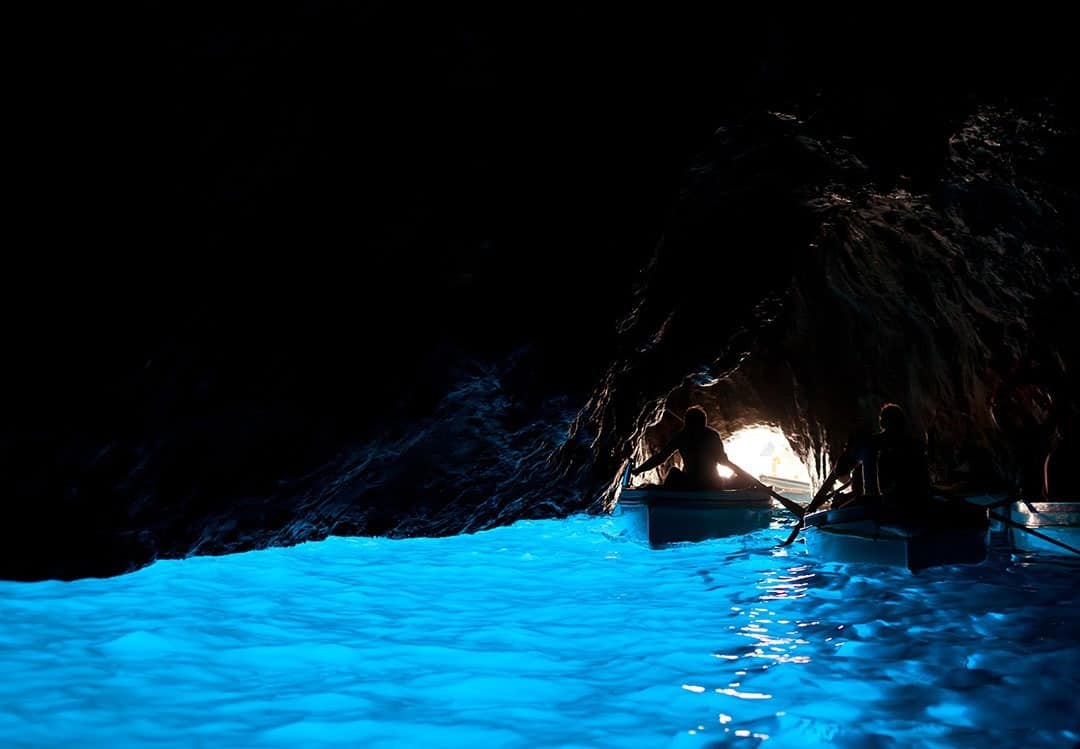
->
[[6, 102, 1076, 582], [5, 11, 1078, 580], [565, 105, 1079, 508]]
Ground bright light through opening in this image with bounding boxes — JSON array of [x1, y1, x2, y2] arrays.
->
[[720, 426, 811, 488]]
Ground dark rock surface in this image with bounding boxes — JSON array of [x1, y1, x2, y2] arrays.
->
[[569, 107, 1079, 505], [5, 10, 1078, 579]]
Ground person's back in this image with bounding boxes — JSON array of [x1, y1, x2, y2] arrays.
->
[[832, 404, 931, 508], [632, 406, 727, 489], [1044, 414, 1079, 501], [676, 422, 726, 487], [874, 404, 931, 502]]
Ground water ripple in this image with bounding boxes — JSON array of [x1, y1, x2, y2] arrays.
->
[[1, 515, 1078, 748]]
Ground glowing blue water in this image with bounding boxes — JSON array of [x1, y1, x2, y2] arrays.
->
[[2, 515, 1078, 748]]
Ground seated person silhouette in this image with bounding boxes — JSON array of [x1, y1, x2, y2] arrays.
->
[[832, 403, 931, 512], [631, 407, 731, 490], [1044, 411, 1079, 501]]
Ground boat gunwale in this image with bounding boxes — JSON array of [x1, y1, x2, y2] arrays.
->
[[1011, 501, 1080, 514], [618, 487, 775, 508], [804, 502, 989, 536], [1010, 500, 1080, 528], [810, 522, 915, 541]]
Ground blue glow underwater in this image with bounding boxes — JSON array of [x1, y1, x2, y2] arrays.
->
[[2, 515, 1078, 748]]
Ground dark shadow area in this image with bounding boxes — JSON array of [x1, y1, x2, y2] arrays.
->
[[4, 7, 1078, 578]]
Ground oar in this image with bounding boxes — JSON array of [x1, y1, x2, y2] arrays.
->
[[722, 459, 806, 520], [780, 466, 847, 546]]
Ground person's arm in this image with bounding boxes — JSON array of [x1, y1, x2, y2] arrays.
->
[[632, 435, 680, 475], [713, 441, 737, 475], [807, 443, 859, 503], [834, 448, 857, 478]]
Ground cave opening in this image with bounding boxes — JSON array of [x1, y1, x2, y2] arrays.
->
[[718, 426, 811, 491]]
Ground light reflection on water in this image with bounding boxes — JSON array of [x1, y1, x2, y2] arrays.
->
[[1, 514, 1078, 748]]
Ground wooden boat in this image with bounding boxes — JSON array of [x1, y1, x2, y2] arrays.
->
[[615, 465, 774, 545], [1008, 500, 1080, 554], [801, 500, 989, 571]]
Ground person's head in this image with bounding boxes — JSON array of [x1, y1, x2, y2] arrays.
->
[[685, 406, 707, 430], [879, 403, 907, 433]]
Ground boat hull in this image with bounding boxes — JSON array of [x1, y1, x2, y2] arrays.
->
[[1009, 501, 1080, 554], [616, 487, 774, 546], [803, 502, 989, 572]]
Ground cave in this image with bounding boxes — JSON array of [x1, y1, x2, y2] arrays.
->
[[7, 81, 1080, 582], [563, 108, 1079, 521], [5, 8, 1080, 746], [5, 103, 1077, 581]]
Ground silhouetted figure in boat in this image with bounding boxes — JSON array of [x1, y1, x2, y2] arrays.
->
[[991, 354, 1059, 499], [833, 403, 931, 508], [1045, 410, 1080, 501], [631, 407, 734, 490]]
